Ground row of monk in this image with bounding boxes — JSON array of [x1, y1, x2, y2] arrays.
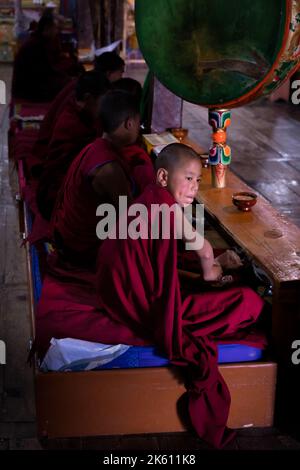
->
[[11, 13, 269, 449]]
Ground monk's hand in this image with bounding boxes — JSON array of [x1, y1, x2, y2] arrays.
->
[[214, 250, 243, 270], [203, 263, 223, 282]]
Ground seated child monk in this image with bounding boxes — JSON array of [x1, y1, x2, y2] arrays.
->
[[95, 143, 266, 448], [51, 89, 155, 269], [36, 70, 109, 221]]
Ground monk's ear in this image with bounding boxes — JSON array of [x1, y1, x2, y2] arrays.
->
[[124, 117, 132, 130], [156, 168, 168, 187]]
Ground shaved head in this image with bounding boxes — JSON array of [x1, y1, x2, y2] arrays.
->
[[155, 143, 200, 172]]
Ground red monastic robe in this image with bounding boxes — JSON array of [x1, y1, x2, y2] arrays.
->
[[29, 80, 76, 173], [120, 144, 156, 195], [36, 97, 98, 220]]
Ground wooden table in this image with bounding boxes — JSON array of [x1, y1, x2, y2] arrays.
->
[[196, 165, 300, 431]]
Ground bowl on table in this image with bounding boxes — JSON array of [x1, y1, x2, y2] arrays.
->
[[232, 191, 257, 211], [170, 127, 189, 142], [199, 153, 209, 168]]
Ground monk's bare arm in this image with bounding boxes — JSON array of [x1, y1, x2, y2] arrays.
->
[[174, 206, 222, 281], [91, 161, 134, 207]]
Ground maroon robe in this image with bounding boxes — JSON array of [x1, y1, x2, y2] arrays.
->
[[120, 144, 155, 194], [36, 96, 98, 220], [51, 138, 155, 266], [29, 80, 76, 173], [95, 184, 266, 448]]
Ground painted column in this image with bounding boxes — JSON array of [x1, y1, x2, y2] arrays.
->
[[208, 109, 231, 188]]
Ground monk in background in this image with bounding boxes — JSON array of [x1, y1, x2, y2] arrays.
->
[[36, 70, 108, 221], [51, 89, 155, 269], [12, 9, 81, 103], [30, 52, 126, 176]]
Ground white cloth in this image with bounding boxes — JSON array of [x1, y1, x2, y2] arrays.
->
[[41, 337, 130, 371]]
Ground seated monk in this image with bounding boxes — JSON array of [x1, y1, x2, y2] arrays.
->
[[36, 70, 109, 221], [29, 78, 77, 176], [109, 78, 153, 193], [94, 143, 267, 448], [12, 10, 73, 103], [51, 89, 155, 269], [30, 53, 125, 175]]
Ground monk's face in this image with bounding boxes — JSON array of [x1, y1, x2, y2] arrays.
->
[[125, 113, 141, 144], [167, 159, 201, 207]]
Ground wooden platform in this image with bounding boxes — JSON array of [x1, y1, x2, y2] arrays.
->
[[35, 363, 276, 439]]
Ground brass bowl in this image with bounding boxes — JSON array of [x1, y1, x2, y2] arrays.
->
[[199, 153, 209, 168], [170, 127, 189, 141], [232, 191, 257, 211]]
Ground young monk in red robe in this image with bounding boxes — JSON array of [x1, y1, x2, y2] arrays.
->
[[51, 89, 155, 268], [36, 71, 108, 221], [94, 143, 266, 448]]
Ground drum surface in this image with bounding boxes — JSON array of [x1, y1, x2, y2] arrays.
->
[[136, 0, 300, 107]]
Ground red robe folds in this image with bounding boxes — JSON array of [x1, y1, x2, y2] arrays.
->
[[30, 80, 76, 173], [36, 97, 98, 220], [120, 144, 155, 195], [95, 184, 266, 448]]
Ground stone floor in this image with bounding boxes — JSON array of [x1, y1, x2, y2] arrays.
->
[[1, 63, 300, 451]]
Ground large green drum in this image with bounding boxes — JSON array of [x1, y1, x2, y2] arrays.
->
[[136, 0, 300, 108]]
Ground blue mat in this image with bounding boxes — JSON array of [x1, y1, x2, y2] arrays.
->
[[64, 343, 262, 371], [98, 344, 262, 369]]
